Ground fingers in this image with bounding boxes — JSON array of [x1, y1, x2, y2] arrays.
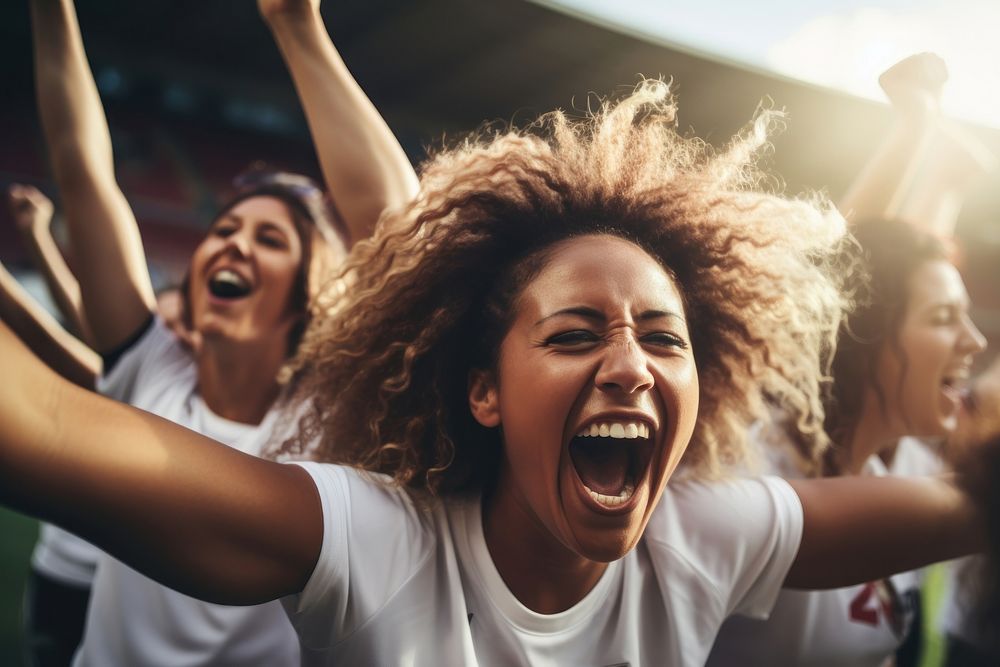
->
[[8, 184, 55, 231], [878, 52, 948, 118]]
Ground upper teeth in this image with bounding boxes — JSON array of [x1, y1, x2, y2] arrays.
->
[[213, 269, 248, 288], [576, 422, 649, 439]]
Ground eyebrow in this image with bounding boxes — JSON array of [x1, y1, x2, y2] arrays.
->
[[535, 306, 685, 326], [924, 298, 969, 311]]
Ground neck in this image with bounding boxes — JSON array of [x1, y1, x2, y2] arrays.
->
[[844, 399, 898, 475], [482, 469, 606, 614], [196, 338, 286, 424]]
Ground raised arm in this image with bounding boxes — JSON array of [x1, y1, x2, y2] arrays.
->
[[0, 260, 99, 388], [785, 475, 980, 589], [30, 0, 156, 352], [894, 121, 997, 238], [9, 184, 93, 344], [0, 318, 321, 604], [260, 0, 419, 246], [838, 53, 946, 224]]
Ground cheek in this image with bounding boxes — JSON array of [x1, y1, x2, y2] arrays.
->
[[495, 352, 583, 477], [262, 257, 304, 305], [661, 360, 699, 429]]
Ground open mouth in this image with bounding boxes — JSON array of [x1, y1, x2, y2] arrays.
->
[[569, 421, 654, 508], [941, 373, 971, 409], [208, 269, 252, 300]]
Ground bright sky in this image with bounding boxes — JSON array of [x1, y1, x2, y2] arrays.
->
[[531, 0, 1000, 128]]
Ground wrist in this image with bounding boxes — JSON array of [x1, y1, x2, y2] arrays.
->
[[262, 5, 321, 32]]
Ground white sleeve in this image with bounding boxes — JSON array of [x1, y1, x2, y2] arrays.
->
[[282, 463, 436, 652], [650, 476, 803, 621], [30, 524, 101, 587], [96, 317, 178, 402], [724, 477, 802, 618]]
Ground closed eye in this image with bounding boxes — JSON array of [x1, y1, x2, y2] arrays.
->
[[212, 223, 237, 238], [641, 332, 688, 349], [258, 233, 288, 249], [544, 330, 600, 348]]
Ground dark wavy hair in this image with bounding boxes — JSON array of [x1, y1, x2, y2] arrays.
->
[[275, 81, 855, 495], [822, 218, 949, 473]]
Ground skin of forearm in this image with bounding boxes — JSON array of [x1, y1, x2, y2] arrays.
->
[[25, 224, 92, 343], [785, 475, 981, 589], [31, 0, 115, 182], [266, 9, 419, 246], [30, 0, 156, 350], [838, 115, 936, 224], [0, 320, 321, 604], [0, 265, 98, 388]]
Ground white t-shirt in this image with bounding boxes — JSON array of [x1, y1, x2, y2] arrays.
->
[[31, 524, 100, 588], [69, 319, 300, 667], [283, 463, 803, 666], [706, 436, 942, 667]]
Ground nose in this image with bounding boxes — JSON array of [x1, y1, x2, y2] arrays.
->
[[595, 335, 655, 395], [223, 230, 251, 258], [960, 314, 987, 355]]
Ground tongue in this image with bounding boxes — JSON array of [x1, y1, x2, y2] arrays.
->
[[569, 437, 630, 495]]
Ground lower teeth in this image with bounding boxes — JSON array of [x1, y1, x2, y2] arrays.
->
[[587, 483, 635, 507]]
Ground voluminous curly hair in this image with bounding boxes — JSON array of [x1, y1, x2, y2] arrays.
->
[[275, 80, 855, 495]]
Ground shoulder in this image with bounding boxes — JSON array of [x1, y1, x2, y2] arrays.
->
[[283, 464, 445, 643], [97, 317, 195, 404], [644, 476, 803, 618], [648, 476, 800, 546]]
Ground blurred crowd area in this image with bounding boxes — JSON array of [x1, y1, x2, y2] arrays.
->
[[0, 101, 322, 291]]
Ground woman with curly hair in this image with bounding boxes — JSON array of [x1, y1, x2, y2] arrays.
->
[[0, 81, 982, 666]]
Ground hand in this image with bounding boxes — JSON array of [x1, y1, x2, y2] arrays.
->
[[878, 53, 948, 119], [258, 0, 319, 22], [8, 184, 55, 235]]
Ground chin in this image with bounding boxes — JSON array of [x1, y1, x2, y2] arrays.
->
[[570, 514, 648, 563], [574, 533, 638, 563]]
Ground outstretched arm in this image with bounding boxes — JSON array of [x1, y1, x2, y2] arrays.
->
[[0, 260, 99, 388], [30, 0, 155, 352], [9, 184, 93, 344], [260, 0, 419, 246], [0, 318, 321, 604], [785, 475, 980, 589], [839, 53, 946, 224]]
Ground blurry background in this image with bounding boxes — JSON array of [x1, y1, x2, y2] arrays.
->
[[0, 0, 997, 662]]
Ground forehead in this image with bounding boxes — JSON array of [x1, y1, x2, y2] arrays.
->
[[519, 234, 684, 318], [221, 195, 297, 230], [907, 260, 968, 308]]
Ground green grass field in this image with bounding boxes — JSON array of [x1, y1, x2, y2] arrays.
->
[[0, 508, 37, 665]]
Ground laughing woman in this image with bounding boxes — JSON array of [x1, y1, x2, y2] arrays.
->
[[0, 82, 982, 666], [22, 0, 416, 664], [707, 220, 986, 667]]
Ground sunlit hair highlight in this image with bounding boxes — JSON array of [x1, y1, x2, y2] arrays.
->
[[275, 80, 855, 494]]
